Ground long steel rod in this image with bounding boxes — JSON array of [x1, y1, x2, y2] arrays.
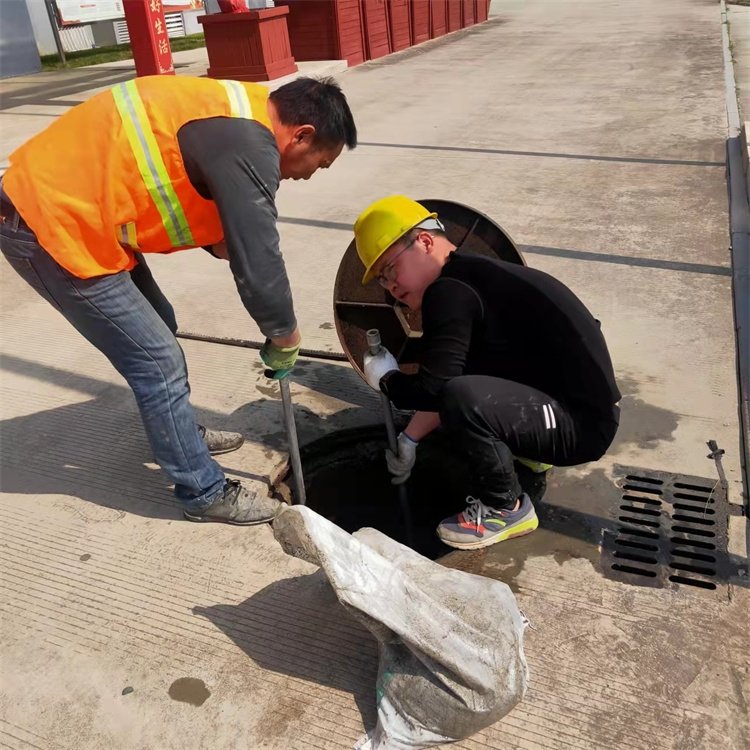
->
[[380, 392, 399, 451], [177, 330, 348, 362], [380, 392, 414, 543], [279, 377, 306, 506]]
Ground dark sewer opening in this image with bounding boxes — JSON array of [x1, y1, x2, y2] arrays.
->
[[277, 425, 547, 560]]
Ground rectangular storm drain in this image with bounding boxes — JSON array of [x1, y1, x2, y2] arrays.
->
[[602, 466, 729, 591]]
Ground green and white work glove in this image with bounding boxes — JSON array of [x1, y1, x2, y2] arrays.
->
[[385, 432, 418, 485], [260, 338, 301, 380]]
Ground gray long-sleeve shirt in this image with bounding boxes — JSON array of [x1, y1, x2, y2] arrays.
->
[[177, 116, 296, 339]]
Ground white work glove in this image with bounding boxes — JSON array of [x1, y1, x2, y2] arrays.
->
[[385, 432, 418, 485], [362, 347, 399, 390]]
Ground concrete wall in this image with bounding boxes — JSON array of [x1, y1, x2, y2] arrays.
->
[[23, 0, 57, 56], [1, 0, 41, 77], [183, 9, 205, 35], [90, 19, 119, 48]]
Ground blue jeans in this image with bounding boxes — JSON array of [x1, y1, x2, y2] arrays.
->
[[0, 207, 225, 509]]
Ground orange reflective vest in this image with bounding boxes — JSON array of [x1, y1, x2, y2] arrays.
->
[[3, 76, 273, 278]]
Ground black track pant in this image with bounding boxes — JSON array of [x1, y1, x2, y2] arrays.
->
[[439, 376, 619, 509]]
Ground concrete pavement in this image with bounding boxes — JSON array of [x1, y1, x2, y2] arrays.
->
[[1, 2, 748, 749]]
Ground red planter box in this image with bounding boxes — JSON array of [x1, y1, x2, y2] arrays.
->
[[462, 0, 476, 26], [386, 0, 411, 52], [475, 0, 490, 23], [446, 0, 462, 32], [276, 0, 365, 67], [430, 0, 447, 38], [410, 0, 430, 45], [198, 7, 298, 82], [362, 0, 391, 60]]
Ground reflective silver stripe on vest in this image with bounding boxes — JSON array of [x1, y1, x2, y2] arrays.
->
[[218, 79, 254, 119]]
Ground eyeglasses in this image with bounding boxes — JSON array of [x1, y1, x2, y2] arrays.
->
[[375, 237, 417, 288]]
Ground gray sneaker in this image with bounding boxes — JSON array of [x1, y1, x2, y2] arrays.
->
[[437, 493, 539, 550], [184, 480, 282, 525], [198, 425, 244, 455]]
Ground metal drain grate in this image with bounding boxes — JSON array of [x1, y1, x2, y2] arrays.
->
[[602, 466, 728, 591]]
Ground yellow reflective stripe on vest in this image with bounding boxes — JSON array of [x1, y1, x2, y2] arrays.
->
[[218, 79, 253, 119], [112, 80, 194, 248]]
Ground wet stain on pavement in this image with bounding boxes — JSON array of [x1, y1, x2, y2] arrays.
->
[[610, 394, 679, 451], [255, 699, 300, 740], [168, 677, 210, 706], [442, 469, 622, 591], [609, 375, 679, 452], [442, 525, 598, 593], [261, 430, 286, 450]]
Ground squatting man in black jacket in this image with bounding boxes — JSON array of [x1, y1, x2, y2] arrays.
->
[[354, 196, 621, 550]]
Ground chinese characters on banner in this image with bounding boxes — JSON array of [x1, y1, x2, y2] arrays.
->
[[150, 0, 174, 73], [122, 0, 175, 76]]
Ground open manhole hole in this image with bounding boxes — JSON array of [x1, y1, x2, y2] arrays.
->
[[601, 467, 730, 592], [274, 425, 547, 560]]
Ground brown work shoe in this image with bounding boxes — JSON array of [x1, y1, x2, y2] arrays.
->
[[184, 480, 281, 525], [198, 425, 244, 455]]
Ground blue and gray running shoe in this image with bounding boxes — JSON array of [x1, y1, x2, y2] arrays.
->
[[437, 493, 539, 550]]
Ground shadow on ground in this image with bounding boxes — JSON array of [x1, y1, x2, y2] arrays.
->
[[0, 354, 377, 520], [194, 570, 379, 732]]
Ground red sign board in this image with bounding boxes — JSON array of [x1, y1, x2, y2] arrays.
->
[[123, 0, 175, 76]]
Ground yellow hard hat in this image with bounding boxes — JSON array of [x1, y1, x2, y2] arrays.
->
[[354, 195, 438, 284]]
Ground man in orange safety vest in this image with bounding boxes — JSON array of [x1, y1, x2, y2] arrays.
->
[[0, 74, 357, 524]]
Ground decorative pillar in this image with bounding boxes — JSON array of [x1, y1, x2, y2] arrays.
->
[[122, 0, 175, 76]]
